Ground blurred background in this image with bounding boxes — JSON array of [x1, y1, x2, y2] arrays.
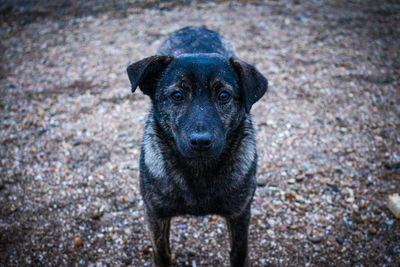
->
[[0, 0, 399, 266]]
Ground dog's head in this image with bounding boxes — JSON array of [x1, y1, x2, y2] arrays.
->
[[127, 54, 267, 159]]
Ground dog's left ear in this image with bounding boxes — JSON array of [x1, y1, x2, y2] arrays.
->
[[230, 58, 268, 113], [127, 55, 173, 96]]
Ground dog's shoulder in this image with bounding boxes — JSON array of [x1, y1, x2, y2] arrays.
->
[[141, 114, 168, 178], [231, 115, 257, 178]]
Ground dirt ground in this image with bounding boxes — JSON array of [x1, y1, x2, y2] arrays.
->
[[1, 0, 399, 266]]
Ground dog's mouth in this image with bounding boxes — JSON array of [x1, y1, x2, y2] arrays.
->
[[176, 143, 223, 160], [184, 151, 218, 159], [180, 153, 222, 169]]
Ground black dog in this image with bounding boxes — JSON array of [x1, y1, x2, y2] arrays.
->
[[127, 26, 268, 267]]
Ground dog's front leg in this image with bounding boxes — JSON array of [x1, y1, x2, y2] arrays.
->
[[226, 208, 251, 267], [147, 214, 171, 267]]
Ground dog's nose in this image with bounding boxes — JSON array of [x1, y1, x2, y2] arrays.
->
[[189, 132, 212, 151]]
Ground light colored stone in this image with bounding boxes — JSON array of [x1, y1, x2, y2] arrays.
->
[[387, 193, 400, 218]]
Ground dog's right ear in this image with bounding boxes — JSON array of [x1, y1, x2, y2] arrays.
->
[[127, 56, 173, 96]]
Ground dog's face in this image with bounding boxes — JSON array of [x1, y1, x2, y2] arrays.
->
[[127, 54, 267, 159], [154, 55, 243, 159]]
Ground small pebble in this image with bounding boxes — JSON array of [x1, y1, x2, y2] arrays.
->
[[177, 224, 187, 230], [295, 176, 304, 182], [187, 249, 196, 256], [336, 236, 344, 245], [368, 227, 377, 235], [309, 235, 324, 244], [74, 237, 84, 247], [256, 179, 267, 187]]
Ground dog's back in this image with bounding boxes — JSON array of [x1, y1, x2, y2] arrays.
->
[[157, 26, 235, 58]]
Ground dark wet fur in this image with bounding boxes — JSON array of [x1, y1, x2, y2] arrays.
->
[[157, 26, 236, 58], [127, 26, 268, 267]]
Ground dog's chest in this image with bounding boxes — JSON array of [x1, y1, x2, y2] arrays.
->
[[155, 176, 246, 217]]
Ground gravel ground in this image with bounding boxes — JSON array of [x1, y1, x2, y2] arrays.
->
[[1, 0, 399, 266]]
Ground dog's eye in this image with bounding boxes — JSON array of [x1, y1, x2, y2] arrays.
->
[[171, 91, 184, 102], [217, 91, 231, 102]]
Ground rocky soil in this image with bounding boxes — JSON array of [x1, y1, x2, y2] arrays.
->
[[1, 0, 399, 266]]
